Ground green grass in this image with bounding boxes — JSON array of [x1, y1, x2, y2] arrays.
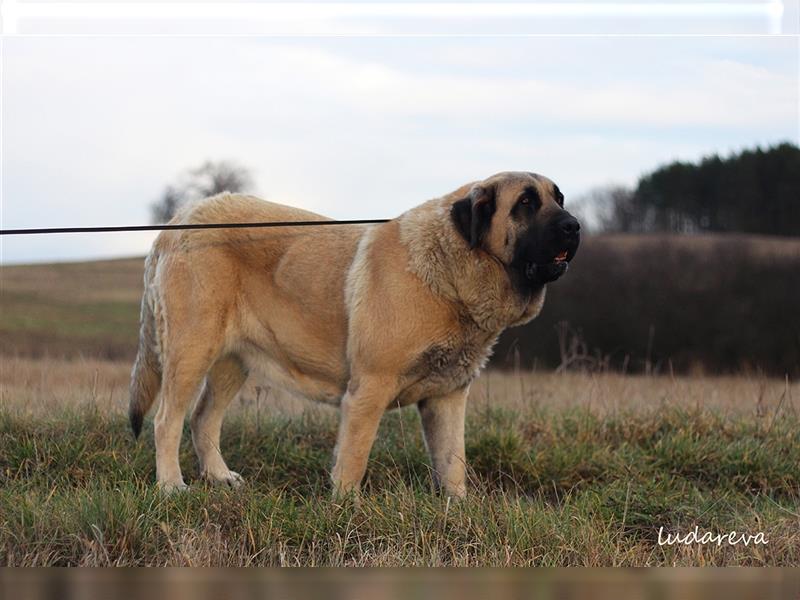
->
[[2, 403, 798, 566], [0, 257, 143, 359], [0, 291, 139, 340]]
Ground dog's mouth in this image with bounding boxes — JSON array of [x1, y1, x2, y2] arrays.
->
[[523, 249, 572, 282]]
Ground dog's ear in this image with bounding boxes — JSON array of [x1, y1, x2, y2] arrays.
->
[[451, 184, 496, 249]]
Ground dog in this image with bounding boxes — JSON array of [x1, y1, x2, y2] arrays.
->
[[129, 171, 580, 496]]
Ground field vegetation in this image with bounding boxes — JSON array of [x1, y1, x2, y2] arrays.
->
[[1, 243, 798, 566], [1, 356, 798, 566]]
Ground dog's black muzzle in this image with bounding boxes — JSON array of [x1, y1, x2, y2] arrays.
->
[[524, 211, 581, 284]]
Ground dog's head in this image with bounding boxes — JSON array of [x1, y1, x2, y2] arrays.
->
[[450, 171, 580, 290]]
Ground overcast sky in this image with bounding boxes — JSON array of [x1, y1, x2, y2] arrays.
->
[[2, 34, 798, 263]]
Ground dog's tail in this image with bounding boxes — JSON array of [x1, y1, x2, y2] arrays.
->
[[129, 254, 162, 439]]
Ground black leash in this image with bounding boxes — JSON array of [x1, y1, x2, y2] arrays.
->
[[0, 218, 391, 236]]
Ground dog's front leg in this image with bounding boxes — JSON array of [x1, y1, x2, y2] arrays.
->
[[331, 376, 395, 498], [417, 386, 469, 498]]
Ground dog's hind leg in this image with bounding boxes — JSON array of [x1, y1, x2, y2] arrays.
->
[[153, 346, 218, 492], [191, 355, 248, 487]]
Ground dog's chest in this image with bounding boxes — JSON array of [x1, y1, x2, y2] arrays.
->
[[397, 328, 498, 404]]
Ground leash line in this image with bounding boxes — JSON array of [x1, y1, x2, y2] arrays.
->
[[0, 218, 391, 236]]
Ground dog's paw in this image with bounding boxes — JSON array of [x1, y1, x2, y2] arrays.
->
[[330, 483, 362, 509], [205, 470, 245, 489], [157, 480, 189, 495]]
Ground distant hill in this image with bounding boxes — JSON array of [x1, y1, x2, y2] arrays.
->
[[1, 257, 143, 360], [496, 233, 800, 376], [3, 234, 799, 375]]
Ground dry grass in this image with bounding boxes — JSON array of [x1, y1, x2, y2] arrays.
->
[[3, 355, 797, 420]]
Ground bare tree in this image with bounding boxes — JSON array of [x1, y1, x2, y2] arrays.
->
[[150, 185, 183, 225], [150, 160, 254, 223], [184, 161, 254, 202], [571, 185, 637, 233], [596, 185, 637, 233]]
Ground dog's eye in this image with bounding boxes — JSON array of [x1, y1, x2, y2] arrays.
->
[[553, 185, 565, 207], [514, 187, 541, 214]]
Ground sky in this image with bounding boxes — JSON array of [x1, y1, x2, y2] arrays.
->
[[1, 32, 798, 263]]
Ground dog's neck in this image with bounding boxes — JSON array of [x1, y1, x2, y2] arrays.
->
[[398, 198, 545, 332]]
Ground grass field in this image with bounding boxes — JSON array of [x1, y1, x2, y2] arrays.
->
[[1, 355, 798, 566], [1, 256, 799, 566], [0, 258, 143, 360]]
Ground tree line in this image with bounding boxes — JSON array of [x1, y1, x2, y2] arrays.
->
[[583, 142, 799, 236]]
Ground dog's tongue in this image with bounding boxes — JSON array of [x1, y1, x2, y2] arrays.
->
[[554, 250, 568, 263]]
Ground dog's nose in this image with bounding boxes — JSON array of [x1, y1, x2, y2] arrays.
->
[[558, 215, 580, 238]]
